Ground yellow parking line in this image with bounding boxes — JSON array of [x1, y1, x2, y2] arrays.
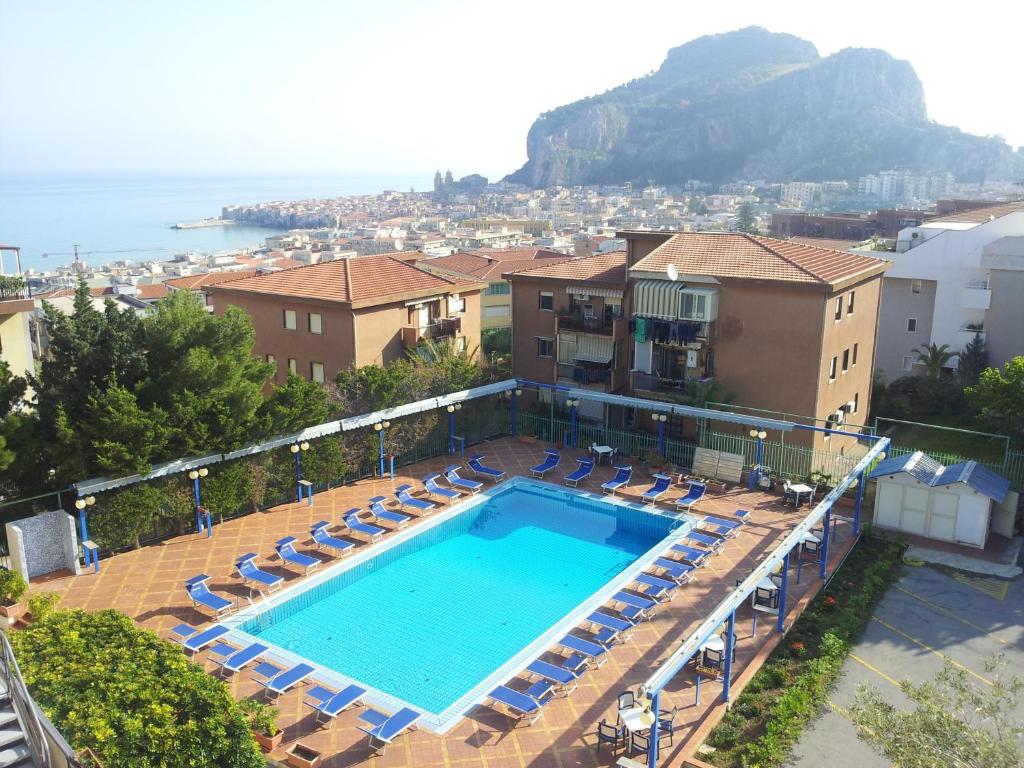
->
[[871, 617, 993, 687], [894, 586, 1012, 647], [849, 653, 902, 687]]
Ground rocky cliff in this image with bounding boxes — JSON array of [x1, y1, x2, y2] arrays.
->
[[507, 27, 1020, 187]]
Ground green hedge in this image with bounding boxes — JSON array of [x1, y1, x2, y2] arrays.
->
[[10, 609, 263, 768], [706, 534, 904, 768]]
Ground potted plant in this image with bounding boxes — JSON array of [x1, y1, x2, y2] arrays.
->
[[241, 699, 282, 752], [286, 742, 323, 768], [0, 569, 28, 625], [644, 450, 670, 474]]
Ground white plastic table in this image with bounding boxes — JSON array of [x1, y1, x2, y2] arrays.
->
[[593, 445, 614, 464], [618, 705, 655, 734], [789, 483, 814, 507]]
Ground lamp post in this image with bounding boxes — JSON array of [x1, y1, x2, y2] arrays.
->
[[75, 495, 97, 572], [188, 467, 211, 536], [653, 412, 667, 454], [566, 398, 579, 448], [374, 422, 390, 478], [748, 428, 767, 489], [446, 403, 462, 454], [290, 441, 310, 502], [510, 388, 522, 436]]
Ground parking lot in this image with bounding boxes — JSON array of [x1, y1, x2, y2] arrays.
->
[[789, 562, 1024, 767]]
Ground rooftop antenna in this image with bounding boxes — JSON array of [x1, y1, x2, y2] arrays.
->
[[666, 263, 679, 282]]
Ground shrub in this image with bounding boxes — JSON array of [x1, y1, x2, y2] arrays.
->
[[27, 591, 60, 622], [0, 569, 27, 605], [89, 484, 165, 549], [10, 609, 263, 768], [238, 698, 280, 736]]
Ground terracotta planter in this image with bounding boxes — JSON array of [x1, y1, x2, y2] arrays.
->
[[286, 742, 323, 768], [0, 602, 24, 626], [253, 730, 283, 752]]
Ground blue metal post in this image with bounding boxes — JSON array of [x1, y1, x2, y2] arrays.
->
[[819, 506, 831, 579], [378, 428, 386, 478], [657, 420, 665, 454], [510, 391, 517, 435], [569, 404, 577, 448], [448, 411, 455, 454], [723, 610, 736, 702], [647, 690, 660, 768], [777, 552, 790, 633], [78, 507, 90, 569], [294, 450, 303, 502], [853, 467, 865, 536], [796, 544, 803, 583], [751, 435, 764, 489], [192, 476, 203, 533], [695, 673, 702, 705], [389, 454, 395, 481]]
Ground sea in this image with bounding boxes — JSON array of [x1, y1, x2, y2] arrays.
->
[[0, 172, 434, 273]]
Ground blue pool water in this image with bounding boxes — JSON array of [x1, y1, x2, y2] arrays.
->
[[239, 480, 677, 715]]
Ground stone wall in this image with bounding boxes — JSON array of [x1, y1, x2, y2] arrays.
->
[[5, 510, 80, 581]]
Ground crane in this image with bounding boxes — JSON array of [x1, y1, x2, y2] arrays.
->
[[40, 244, 169, 267]]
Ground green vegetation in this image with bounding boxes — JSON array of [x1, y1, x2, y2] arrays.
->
[[735, 201, 759, 234], [705, 534, 904, 768], [912, 342, 956, 379], [850, 656, 1023, 768], [967, 356, 1024, 443], [26, 591, 60, 622], [0, 568, 27, 606], [9, 609, 264, 768], [481, 327, 511, 356]]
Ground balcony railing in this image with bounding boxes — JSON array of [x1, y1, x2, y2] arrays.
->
[[556, 313, 625, 337], [401, 317, 461, 348], [557, 362, 613, 385], [630, 371, 709, 404]]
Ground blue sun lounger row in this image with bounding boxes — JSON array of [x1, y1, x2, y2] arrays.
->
[[275, 536, 321, 575], [396, 484, 436, 512], [368, 497, 412, 528], [424, 473, 461, 502], [445, 465, 482, 493]]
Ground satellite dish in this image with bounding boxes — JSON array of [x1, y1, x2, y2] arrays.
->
[[666, 264, 679, 282]]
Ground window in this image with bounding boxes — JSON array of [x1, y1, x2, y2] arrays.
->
[[829, 356, 837, 381], [287, 358, 297, 375], [538, 292, 554, 311], [911, 279, 922, 294], [842, 348, 850, 372], [484, 282, 510, 296], [448, 295, 465, 314], [483, 305, 510, 318], [680, 292, 708, 321], [536, 337, 554, 357], [847, 291, 855, 315], [266, 354, 276, 367], [852, 343, 859, 365], [907, 317, 917, 332], [834, 297, 843, 321], [310, 361, 325, 383], [308, 313, 322, 334], [853, 392, 859, 413], [902, 355, 915, 372], [283, 309, 297, 330]]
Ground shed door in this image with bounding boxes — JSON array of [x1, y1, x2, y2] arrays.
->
[[928, 492, 958, 542], [900, 486, 930, 536], [954, 494, 989, 547], [875, 482, 903, 529]]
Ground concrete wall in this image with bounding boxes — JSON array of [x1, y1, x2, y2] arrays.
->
[[6, 511, 80, 581], [509, 276, 561, 386], [0, 302, 35, 382], [986, 269, 1024, 369], [875, 277, 936, 380], [480, 283, 512, 330]]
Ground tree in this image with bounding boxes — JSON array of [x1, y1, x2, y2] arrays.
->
[[88, 484, 165, 550], [0, 361, 27, 472], [256, 373, 330, 435], [913, 343, 956, 379], [687, 197, 709, 215], [82, 376, 169, 475], [413, 337, 485, 396], [849, 657, 1024, 768], [967, 356, 1024, 440], [957, 332, 989, 387], [735, 201, 758, 234]]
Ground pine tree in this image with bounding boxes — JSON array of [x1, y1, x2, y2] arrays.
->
[[957, 332, 988, 386], [735, 201, 758, 234]]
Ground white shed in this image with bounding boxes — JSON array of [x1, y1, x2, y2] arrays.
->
[[869, 451, 1012, 549]]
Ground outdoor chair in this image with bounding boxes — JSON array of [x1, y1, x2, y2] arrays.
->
[[601, 465, 632, 494], [356, 706, 421, 754], [423, 474, 462, 502], [304, 683, 366, 727], [530, 449, 560, 478], [617, 690, 636, 712], [368, 496, 413, 528], [310, 521, 355, 556], [564, 457, 594, 487], [274, 536, 321, 575], [526, 659, 580, 696], [597, 718, 625, 753], [487, 684, 549, 726], [467, 454, 505, 482]]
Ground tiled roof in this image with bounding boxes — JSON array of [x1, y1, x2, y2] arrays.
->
[[504, 251, 627, 285], [467, 247, 567, 261], [213, 254, 472, 305], [423, 252, 569, 282], [928, 201, 1024, 225], [135, 284, 168, 300], [869, 450, 1010, 502], [631, 232, 888, 286], [164, 270, 258, 291], [788, 237, 863, 251]]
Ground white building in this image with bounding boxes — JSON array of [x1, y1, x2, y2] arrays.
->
[[781, 182, 820, 207]]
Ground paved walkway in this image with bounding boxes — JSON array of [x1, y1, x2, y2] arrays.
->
[[38, 436, 852, 767]]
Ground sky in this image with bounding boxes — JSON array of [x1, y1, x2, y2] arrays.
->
[[1, 0, 1021, 179]]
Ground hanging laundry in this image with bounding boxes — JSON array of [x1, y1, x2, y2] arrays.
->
[[635, 316, 647, 343]]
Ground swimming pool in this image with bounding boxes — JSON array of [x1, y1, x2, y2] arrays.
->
[[224, 477, 689, 729]]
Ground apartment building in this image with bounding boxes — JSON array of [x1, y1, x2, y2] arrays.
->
[[164, 269, 259, 309], [875, 201, 1024, 379], [0, 295, 37, 388], [624, 232, 889, 449], [209, 254, 483, 384], [505, 252, 629, 419]]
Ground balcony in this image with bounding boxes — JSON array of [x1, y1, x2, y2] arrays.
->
[[959, 280, 991, 310], [557, 362, 614, 386], [630, 371, 709, 404], [401, 316, 461, 348], [555, 312, 627, 338]]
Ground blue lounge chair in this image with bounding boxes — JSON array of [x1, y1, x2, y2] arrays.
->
[[304, 683, 366, 726], [552, 652, 591, 677], [275, 536, 321, 575], [423, 474, 462, 502], [467, 454, 505, 482], [633, 573, 676, 603], [343, 510, 386, 542], [674, 481, 706, 511], [610, 590, 658, 621], [310, 521, 355, 556], [169, 623, 230, 657], [444, 465, 482, 493], [734, 509, 751, 523], [669, 543, 710, 567], [530, 449, 560, 478], [487, 683, 551, 725], [185, 574, 235, 618], [252, 661, 315, 699], [558, 635, 607, 667], [235, 553, 283, 595], [641, 473, 673, 503], [526, 659, 580, 696], [209, 641, 268, 675], [600, 465, 632, 495], [395, 484, 436, 513], [586, 611, 634, 644], [564, 458, 594, 487], [687, 530, 724, 553], [368, 496, 413, 529], [356, 706, 422, 754], [653, 557, 695, 585], [701, 514, 742, 539]]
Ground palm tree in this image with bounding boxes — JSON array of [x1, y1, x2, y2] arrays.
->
[[912, 343, 955, 379]]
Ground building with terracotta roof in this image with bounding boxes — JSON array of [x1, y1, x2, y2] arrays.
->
[[876, 200, 1024, 380], [614, 231, 890, 449], [165, 269, 258, 309], [505, 252, 630, 418], [208, 255, 484, 384]]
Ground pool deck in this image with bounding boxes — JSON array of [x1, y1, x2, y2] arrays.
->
[[37, 436, 857, 767]]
